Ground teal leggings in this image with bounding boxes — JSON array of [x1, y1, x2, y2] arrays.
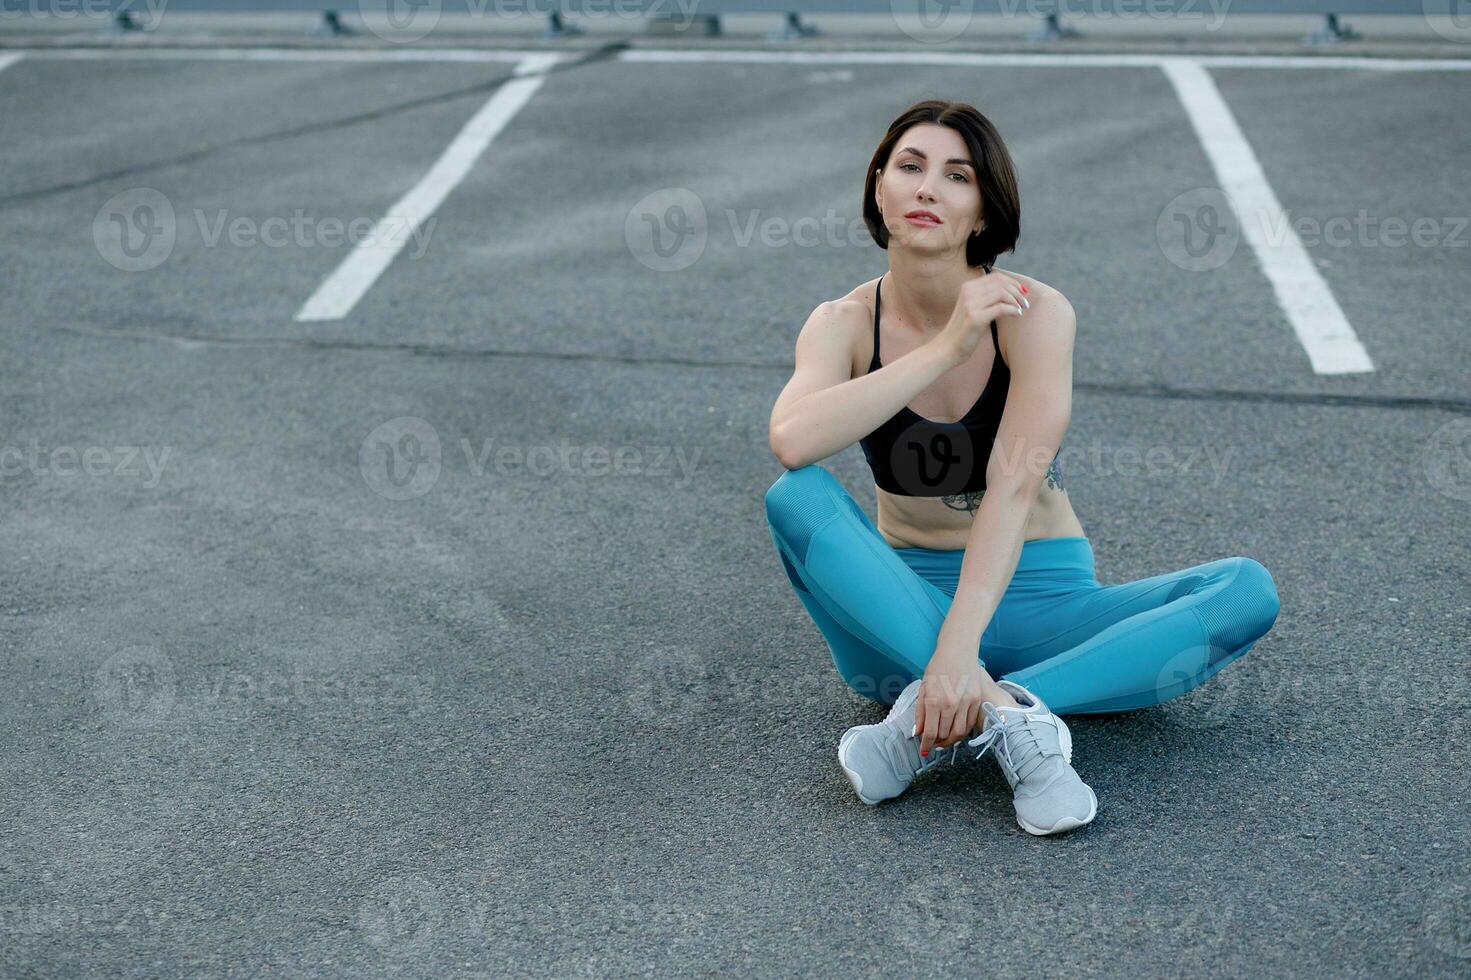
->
[[764, 465, 1281, 713]]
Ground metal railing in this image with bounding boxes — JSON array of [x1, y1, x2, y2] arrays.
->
[[13, 0, 1431, 45]]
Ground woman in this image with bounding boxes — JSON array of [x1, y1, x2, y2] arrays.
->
[[763, 100, 1281, 836]]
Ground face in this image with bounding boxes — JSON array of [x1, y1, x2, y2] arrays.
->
[[873, 122, 984, 254]]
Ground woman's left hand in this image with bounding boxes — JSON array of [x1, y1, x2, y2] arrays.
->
[[913, 637, 986, 759]]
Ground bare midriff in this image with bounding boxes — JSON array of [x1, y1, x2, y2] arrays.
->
[[874, 480, 1086, 551]]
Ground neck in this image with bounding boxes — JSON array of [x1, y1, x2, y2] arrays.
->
[[882, 252, 977, 336]]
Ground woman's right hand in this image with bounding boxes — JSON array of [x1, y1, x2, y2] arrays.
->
[[936, 270, 1030, 362]]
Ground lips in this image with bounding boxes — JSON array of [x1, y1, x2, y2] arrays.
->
[[904, 211, 941, 225]]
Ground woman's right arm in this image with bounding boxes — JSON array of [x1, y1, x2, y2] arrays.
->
[[768, 299, 963, 471]]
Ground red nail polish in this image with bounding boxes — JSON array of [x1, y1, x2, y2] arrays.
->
[[1020, 285, 1028, 293]]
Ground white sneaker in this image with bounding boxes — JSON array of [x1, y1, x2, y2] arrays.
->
[[837, 678, 973, 805], [966, 680, 1098, 836]]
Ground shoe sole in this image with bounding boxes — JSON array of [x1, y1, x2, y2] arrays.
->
[[837, 728, 886, 806], [1017, 784, 1098, 836]]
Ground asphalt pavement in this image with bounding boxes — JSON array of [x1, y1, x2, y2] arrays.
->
[[1, 16, 1468, 979]]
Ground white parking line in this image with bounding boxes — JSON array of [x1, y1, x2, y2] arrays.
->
[[0, 53, 24, 73], [1160, 58, 1374, 375], [294, 53, 560, 322]]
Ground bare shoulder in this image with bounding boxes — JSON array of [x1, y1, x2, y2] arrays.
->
[[809, 277, 880, 378], [828, 277, 880, 324], [993, 269, 1074, 323], [794, 278, 870, 382], [990, 270, 1075, 365]]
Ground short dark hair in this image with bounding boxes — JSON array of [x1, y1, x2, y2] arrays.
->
[[862, 99, 1021, 271]]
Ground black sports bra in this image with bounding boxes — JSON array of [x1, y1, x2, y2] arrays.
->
[[857, 276, 1017, 498]]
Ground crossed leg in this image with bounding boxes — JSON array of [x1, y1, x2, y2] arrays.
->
[[765, 465, 1280, 715]]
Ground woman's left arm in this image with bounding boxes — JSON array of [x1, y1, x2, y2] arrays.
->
[[945, 291, 1076, 643], [915, 292, 1076, 755]]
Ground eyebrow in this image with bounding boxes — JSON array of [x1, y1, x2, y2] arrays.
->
[[896, 146, 975, 169]]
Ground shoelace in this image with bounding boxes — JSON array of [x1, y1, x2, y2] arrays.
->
[[916, 741, 967, 772], [965, 701, 1063, 784]]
